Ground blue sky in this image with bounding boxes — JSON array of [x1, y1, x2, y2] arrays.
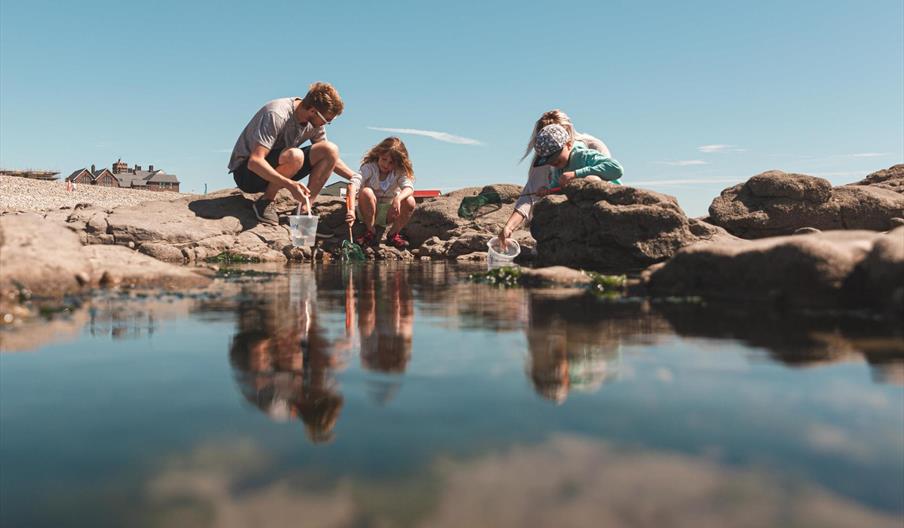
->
[[1, 0, 902, 215]]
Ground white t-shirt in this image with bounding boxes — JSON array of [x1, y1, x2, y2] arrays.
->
[[359, 162, 414, 200]]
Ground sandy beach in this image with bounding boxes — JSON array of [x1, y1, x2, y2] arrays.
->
[[0, 175, 192, 213]]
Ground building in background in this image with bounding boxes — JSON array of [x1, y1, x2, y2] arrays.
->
[[0, 169, 60, 180], [65, 159, 180, 192]]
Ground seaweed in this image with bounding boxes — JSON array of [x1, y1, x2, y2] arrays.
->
[[205, 252, 261, 264], [467, 266, 523, 287], [586, 272, 627, 294]]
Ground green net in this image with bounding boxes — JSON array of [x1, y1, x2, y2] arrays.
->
[[340, 239, 366, 261], [458, 190, 502, 220]]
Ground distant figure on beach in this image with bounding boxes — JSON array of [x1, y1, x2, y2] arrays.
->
[[499, 110, 622, 244], [228, 82, 362, 225], [348, 137, 417, 249]]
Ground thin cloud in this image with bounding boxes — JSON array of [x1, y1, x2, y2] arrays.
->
[[633, 178, 739, 186], [850, 152, 889, 158], [653, 160, 709, 166], [367, 127, 483, 146], [809, 171, 867, 178], [698, 144, 746, 153]]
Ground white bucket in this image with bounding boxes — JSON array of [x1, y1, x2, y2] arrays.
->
[[486, 236, 520, 269], [288, 196, 318, 247]]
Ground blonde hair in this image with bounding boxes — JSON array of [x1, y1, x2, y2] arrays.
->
[[520, 109, 610, 162], [302, 81, 344, 117], [361, 137, 415, 180]]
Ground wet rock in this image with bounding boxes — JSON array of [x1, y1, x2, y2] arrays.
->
[[645, 229, 893, 310], [456, 252, 487, 261], [519, 266, 593, 287], [849, 164, 904, 195], [531, 179, 737, 271], [418, 236, 449, 259], [373, 246, 415, 261], [708, 170, 904, 238]]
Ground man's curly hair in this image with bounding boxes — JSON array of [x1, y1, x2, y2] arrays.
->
[[302, 81, 344, 118]]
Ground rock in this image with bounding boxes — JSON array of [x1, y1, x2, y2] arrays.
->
[[1, 213, 94, 298], [709, 170, 904, 238], [531, 179, 737, 271], [843, 226, 904, 314], [373, 246, 414, 261], [57, 185, 534, 263], [446, 230, 492, 258], [83, 246, 213, 290], [405, 184, 531, 249], [794, 227, 821, 235], [645, 230, 888, 310], [418, 236, 448, 259], [138, 242, 187, 262], [456, 252, 487, 261], [891, 218, 904, 228], [0, 214, 212, 301], [520, 266, 593, 287], [849, 164, 904, 195]]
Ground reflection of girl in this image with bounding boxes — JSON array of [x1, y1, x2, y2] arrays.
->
[[525, 295, 622, 404], [358, 268, 414, 374]]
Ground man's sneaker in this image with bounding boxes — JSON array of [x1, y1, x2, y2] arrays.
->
[[252, 197, 279, 225], [356, 229, 377, 247], [387, 232, 409, 250]]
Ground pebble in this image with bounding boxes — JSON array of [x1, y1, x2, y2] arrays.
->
[[0, 175, 193, 213]]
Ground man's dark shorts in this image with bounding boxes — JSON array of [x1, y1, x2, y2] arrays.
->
[[232, 146, 313, 193]]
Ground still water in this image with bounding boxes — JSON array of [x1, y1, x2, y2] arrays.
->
[[1, 262, 902, 527]]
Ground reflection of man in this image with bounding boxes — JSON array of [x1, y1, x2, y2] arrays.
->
[[228, 273, 344, 442], [357, 267, 414, 404], [525, 297, 621, 404]]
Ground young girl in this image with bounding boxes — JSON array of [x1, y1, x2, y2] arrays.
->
[[349, 137, 416, 249], [500, 110, 615, 244]]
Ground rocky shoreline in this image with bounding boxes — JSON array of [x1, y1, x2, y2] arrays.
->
[[1, 164, 902, 319]]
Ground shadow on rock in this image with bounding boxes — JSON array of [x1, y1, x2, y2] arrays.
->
[[188, 193, 259, 231]]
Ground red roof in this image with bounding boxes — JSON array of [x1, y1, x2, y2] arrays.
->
[[413, 190, 441, 198]]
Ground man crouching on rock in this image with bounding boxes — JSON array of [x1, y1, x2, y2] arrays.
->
[[228, 82, 362, 225]]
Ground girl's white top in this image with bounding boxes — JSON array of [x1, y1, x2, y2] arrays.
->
[[359, 162, 414, 200]]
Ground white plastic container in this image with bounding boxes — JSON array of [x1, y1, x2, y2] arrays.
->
[[288, 197, 318, 247], [288, 214, 319, 247], [486, 236, 520, 269]]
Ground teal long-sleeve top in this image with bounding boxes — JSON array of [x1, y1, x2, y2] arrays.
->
[[551, 143, 623, 187]]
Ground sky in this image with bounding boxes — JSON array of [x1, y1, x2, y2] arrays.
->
[[1, 0, 902, 216]]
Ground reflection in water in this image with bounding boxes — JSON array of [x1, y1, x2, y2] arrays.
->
[[356, 266, 414, 404], [228, 273, 344, 442], [657, 303, 904, 385], [2, 262, 903, 527], [526, 296, 623, 403], [227, 265, 420, 435], [141, 435, 901, 528]]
